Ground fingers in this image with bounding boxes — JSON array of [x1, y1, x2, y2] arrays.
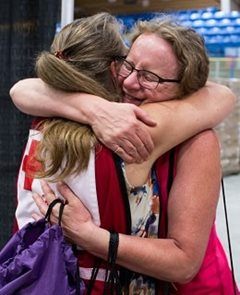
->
[[33, 183, 61, 225], [113, 144, 144, 164], [113, 145, 136, 163], [40, 180, 57, 204], [134, 107, 157, 127], [113, 139, 142, 163], [112, 129, 154, 163], [133, 106, 155, 155], [56, 182, 91, 222], [33, 192, 49, 216], [56, 182, 86, 211], [56, 181, 77, 203], [135, 126, 154, 155], [40, 179, 54, 195]]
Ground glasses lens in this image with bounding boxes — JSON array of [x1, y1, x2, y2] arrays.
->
[[138, 71, 159, 89], [118, 60, 133, 78]]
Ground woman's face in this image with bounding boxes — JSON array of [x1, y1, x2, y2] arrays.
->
[[117, 33, 181, 106]]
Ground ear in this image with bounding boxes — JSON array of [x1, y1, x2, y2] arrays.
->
[[110, 61, 118, 78]]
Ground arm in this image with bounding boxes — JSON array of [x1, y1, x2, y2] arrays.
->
[[35, 130, 221, 282], [10, 79, 235, 163], [10, 78, 156, 163], [142, 81, 236, 163]]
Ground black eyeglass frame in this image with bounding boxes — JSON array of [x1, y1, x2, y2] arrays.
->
[[114, 56, 181, 90]]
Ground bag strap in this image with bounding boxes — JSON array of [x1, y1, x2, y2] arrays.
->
[[58, 201, 65, 226], [45, 198, 65, 226], [221, 178, 237, 295]]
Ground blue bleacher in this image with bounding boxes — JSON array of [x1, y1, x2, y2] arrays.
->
[[201, 11, 214, 20], [117, 6, 240, 56], [192, 19, 205, 28], [190, 12, 201, 20]]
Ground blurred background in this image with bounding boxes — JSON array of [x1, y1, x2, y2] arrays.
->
[[0, 0, 239, 284]]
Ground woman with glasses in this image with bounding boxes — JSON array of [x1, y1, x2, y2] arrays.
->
[[12, 14, 237, 294]]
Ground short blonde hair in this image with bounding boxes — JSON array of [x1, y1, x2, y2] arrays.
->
[[129, 17, 209, 97]]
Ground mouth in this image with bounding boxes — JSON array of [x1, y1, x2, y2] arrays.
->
[[122, 93, 144, 106]]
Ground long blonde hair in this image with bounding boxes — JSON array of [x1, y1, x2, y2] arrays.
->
[[36, 13, 127, 180]]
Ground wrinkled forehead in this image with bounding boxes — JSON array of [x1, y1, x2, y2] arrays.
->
[[127, 33, 179, 76]]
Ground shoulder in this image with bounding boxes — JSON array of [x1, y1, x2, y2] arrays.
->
[[178, 129, 220, 158], [175, 130, 221, 177]]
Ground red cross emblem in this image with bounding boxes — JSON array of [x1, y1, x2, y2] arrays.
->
[[22, 139, 42, 190]]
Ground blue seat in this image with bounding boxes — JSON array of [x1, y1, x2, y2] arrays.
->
[[180, 20, 192, 28], [202, 11, 213, 19], [219, 18, 232, 27], [233, 26, 240, 34], [207, 26, 221, 35], [192, 19, 205, 28], [233, 18, 240, 26], [177, 11, 191, 21], [225, 26, 236, 34], [213, 35, 224, 43], [203, 35, 211, 43], [204, 6, 218, 13], [222, 35, 231, 44], [190, 12, 201, 20], [214, 11, 226, 19], [205, 19, 217, 27], [195, 27, 208, 35], [230, 11, 240, 19], [229, 34, 240, 43]]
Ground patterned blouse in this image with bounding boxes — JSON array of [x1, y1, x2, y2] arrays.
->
[[121, 163, 161, 294]]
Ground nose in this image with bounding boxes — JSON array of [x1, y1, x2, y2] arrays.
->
[[122, 71, 141, 91]]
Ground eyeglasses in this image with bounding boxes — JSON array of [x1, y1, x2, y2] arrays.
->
[[115, 56, 181, 90]]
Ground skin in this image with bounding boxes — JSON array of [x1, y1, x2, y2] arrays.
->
[[10, 81, 235, 164], [32, 33, 223, 283], [10, 35, 235, 163]]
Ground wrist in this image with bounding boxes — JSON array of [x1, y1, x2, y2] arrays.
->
[[80, 223, 110, 260], [89, 99, 112, 127]]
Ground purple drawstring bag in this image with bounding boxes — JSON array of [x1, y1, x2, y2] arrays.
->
[[0, 199, 85, 295]]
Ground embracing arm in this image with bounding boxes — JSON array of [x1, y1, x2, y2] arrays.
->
[[35, 130, 221, 282], [10, 78, 156, 163], [10, 79, 235, 163], [143, 81, 235, 162]]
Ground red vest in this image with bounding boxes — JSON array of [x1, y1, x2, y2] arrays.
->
[[82, 146, 237, 295]]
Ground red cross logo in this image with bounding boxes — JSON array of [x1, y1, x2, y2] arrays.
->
[[22, 139, 42, 190]]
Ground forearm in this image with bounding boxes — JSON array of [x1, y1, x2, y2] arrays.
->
[[141, 81, 236, 161], [82, 225, 196, 283], [10, 78, 108, 124], [181, 81, 236, 127], [163, 81, 236, 130], [10, 79, 155, 163]]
